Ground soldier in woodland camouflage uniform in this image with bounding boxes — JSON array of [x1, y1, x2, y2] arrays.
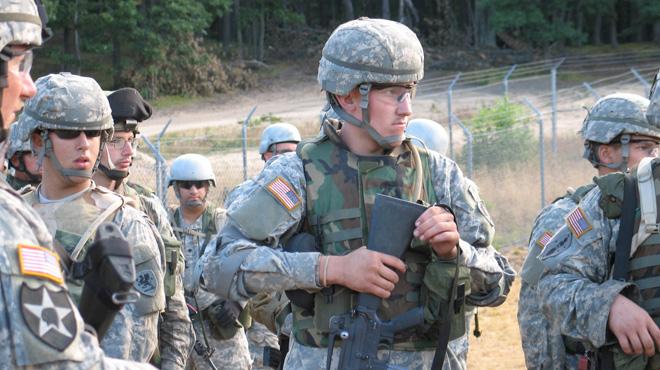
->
[[202, 18, 514, 370], [167, 154, 251, 370], [518, 92, 660, 369], [18, 72, 166, 363], [538, 82, 660, 369], [91, 87, 194, 370], [0, 1, 154, 368], [6, 121, 41, 191]]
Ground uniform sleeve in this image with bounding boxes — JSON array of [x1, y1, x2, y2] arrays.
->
[[202, 153, 323, 302], [429, 153, 515, 307], [537, 189, 632, 348], [141, 192, 178, 240]]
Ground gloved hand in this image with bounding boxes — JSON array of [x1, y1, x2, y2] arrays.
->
[[211, 300, 242, 327]]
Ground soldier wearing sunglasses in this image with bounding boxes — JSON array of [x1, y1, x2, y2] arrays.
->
[[18, 72, 166, 364], [91, 87, 194, 370], [167, 153, 252, 369]]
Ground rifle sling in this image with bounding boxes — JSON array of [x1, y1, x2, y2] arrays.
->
[[613, 173, 637, 281], [430, 253, 460, 370]]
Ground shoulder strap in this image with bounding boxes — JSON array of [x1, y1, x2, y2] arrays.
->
[[70, 197, 124, 261], [200, 206, 218, 254], [612, 173, 638, 281], [631, 157, 657, 256]]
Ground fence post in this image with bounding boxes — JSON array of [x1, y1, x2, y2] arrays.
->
[[450, 113, 473, 179], [141, 135, 169, 208], [582, 82, 601, 100], [630, 67, 651, 97], [523, 98, 546, 208], [551, 58, 565, 154], [447, 73, 461, 160], [241, 106, 258, 181], [503, 64, 517, 99]]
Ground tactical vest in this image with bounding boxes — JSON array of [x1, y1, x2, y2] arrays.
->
[[170, 205, 218, 254], [597, 157, 660, 369], [24, 186, 165, 317], [294, 126, 442, 351]]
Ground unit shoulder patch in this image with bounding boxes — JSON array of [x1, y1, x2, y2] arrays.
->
[[20, 283, 77, 351], [266, 176, 301, 211], [536, 231, 553, 249], [18, 244, 64, 284], [566, 207, 593, 239], [135, 269, 158, 296]]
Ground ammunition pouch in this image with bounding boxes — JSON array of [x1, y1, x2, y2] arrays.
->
[[162, 235, 183, 297], [421, 256, 471, 341]]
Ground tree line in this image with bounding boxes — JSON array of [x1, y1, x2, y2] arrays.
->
[[38, 0, 660, 98]]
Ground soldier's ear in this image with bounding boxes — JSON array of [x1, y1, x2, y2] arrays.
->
[[335, 90, 360, 116], [598, 143, 617, 164]]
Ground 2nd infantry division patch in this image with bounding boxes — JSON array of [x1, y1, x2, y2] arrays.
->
[[567, 207, 593, 238], [18, 244, 64, 284], [536, 231, 553, 249], [20, 283, 77, 351], [266, 176, 301, 211]]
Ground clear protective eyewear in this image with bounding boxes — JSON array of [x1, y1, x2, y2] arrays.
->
[[107, 136, 136, 151], [371, 83, 416, 105], [1, 47, 33, 75]]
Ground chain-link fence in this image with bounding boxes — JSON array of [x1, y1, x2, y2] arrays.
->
[[130, 50, 660, 247]]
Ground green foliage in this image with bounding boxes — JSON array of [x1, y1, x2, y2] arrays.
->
[[479, 0, 587, 48], [468, 99, 536, 169]]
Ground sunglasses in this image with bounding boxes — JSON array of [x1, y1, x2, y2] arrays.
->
[[50, 129, 103, 140], [178, 180, 208, 190]]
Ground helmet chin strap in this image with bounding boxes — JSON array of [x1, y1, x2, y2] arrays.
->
[[328, 83, 405, 150], [586, 134, 631, 172], [98, 146, 129, 181]]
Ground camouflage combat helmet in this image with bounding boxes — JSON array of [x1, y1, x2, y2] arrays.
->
[[258, 122, 301, 155], [0, 0, 50, 132], [18, 72, 113, 178], [98, 87, 153, 181], [6, 122, 31, 159], [318, 17, 424, 148], [648, 69, 660, 126], [581, 92, 660, 171], [406, 118, 449, 156]]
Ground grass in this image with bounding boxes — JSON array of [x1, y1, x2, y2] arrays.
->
[[150, 95, 201, 110]]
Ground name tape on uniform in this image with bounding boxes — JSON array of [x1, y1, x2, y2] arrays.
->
[[18, 244, 64, 284]]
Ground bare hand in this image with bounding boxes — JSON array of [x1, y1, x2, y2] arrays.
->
[[325, 247, 406, 299], [414, 206, 459, 259], [608, 294, 660, 356]]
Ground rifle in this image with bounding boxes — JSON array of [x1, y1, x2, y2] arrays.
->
[[326, 194, 427, 370], [188, 297, 219, 370], [77, 222, 139, 339]]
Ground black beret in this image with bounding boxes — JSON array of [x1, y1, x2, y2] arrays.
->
[[107, 88, 153, 123]]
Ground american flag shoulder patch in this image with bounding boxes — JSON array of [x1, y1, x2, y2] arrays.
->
[[266, 176, 301, 211], [17, 244, 64, 284], [566, 207, 592, 239], [536, 231, 553, 249]]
